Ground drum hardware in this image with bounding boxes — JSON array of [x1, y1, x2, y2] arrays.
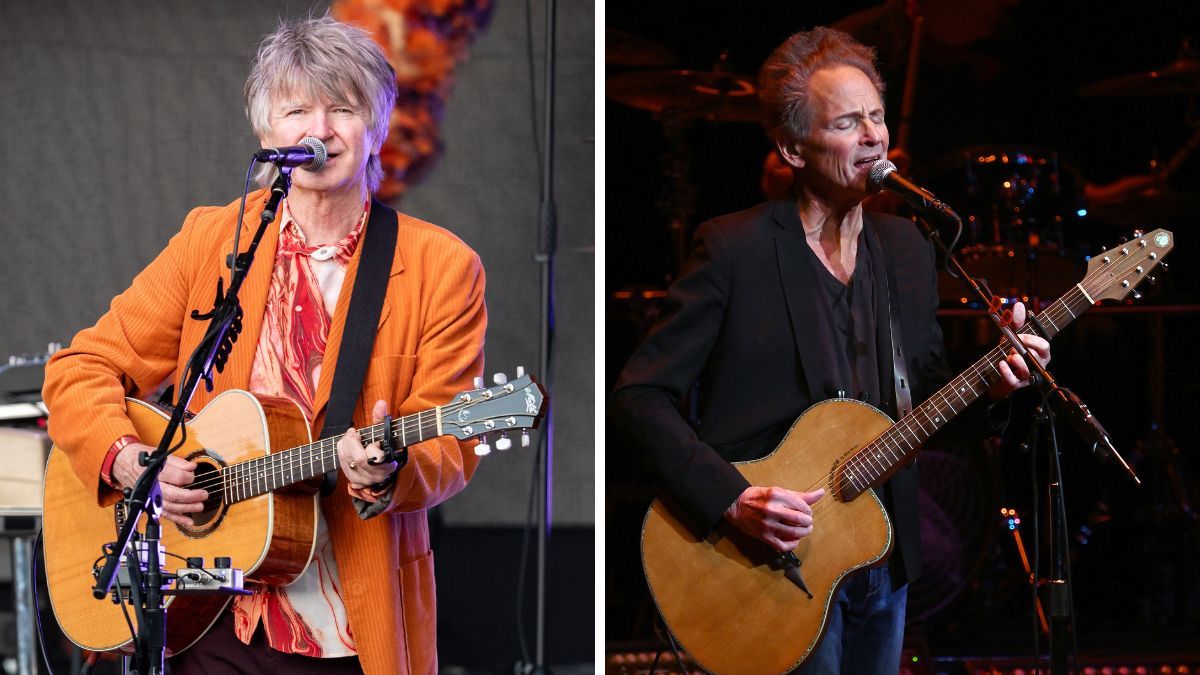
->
[[1078, 42, 1200, 98], [605, 28, 677, 68], [605, 67, 760, 124], [927, 146, 1089, 306], [607, 58, 758, 276]]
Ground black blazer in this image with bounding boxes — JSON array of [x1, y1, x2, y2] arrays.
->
[[611, 200, 979, 584]]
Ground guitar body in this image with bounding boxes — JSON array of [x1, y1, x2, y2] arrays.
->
[[42, 390, 317, 655], [641, 229, 1177, 674], [641, 399, 896, 675]]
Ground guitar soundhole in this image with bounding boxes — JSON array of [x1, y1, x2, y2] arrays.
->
[[177, 451, 228, 537], [191, 460, 224, 527]]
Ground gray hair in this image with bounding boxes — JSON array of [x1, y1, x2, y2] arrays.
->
[[245, 14, 397, 192], [759, 27, 885, 146]]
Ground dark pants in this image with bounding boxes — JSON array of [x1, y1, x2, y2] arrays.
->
[[793, 566, 908, 674], [167, 609, 363, 675]]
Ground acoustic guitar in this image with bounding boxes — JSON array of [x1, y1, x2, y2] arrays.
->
[[43, 373, 545, 654], [641, 230, 1173, 674]]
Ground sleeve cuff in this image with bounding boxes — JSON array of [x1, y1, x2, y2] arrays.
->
[[100, 435, 139, 488]]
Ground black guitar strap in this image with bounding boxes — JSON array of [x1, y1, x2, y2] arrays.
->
[[316, 198, 398, 496], [881, 237, 913, 421]]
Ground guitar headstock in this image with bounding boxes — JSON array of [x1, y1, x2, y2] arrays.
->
[[1083, 229, 1174, 303], [440, 369, 547, 456]]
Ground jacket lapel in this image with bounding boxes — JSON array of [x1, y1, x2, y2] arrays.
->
[[772, 202, 826, 403]]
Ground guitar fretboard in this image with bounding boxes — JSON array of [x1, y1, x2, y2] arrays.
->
[[836, 284, 1095, 499], [220, 408, 442, 504]]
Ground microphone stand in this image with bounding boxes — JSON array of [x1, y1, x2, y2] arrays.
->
[[913, 213, 1139, 675], [91, 168, 294, 675], [519, 0, 556, 673]]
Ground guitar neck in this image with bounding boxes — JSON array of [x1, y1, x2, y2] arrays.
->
[[839, 285, 1094, 498], [222, 407, 443, 503]]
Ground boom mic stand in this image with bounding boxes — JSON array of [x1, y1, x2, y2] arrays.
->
[[91, 167, 295, 675], [913, 212, 1140, 675]]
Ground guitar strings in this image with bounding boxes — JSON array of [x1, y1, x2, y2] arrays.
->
[[184, 415, 442, 495], [795, 248, 1142, 517], [183, 388, 524, 496], [807, 289, 1077, 514]]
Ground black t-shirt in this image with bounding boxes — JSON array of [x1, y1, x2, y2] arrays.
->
[[799, 231, 883, 408]]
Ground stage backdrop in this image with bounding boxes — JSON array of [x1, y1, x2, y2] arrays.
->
[[0, 0, 594, 527]]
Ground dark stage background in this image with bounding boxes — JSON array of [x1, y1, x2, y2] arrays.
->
[[606, 0, 1200, 666], [0, 1, 593, 672]]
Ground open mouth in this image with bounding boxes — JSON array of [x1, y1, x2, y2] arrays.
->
[[854, 155, 880, 168]]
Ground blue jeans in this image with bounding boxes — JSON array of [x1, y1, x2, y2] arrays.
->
[[793, 566, 908, 674]]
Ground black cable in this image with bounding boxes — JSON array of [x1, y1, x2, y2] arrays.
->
[[1030, 396, 1044, 665], [1046, 416, 1079, 669], [524, 0, 543, 187], [228, 158, 260, 287], [31, 528, 58, 675], [648, 648, 664, 675], [665, 627, 687, 674], [94, 542, 140, 650], [513, 1, 552, 669], [514, 428, 540, 667]]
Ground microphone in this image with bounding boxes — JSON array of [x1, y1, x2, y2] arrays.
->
[[1056, 388, 1139, 484], [253, 136, 327, 170], [867, 160, 961, 225]]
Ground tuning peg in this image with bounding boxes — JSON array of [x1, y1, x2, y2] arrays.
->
[[496, 433, 512, 451], [521, 431, 531, 448], [1160, 262, 1169, 273], [473, 376, 484, 389], [474, 435, 491, 456], [516, 366, 526, 378], [1132, 291, 1143, 301], [1148, 276, 1157, 285], [493, 372, 508, 385]]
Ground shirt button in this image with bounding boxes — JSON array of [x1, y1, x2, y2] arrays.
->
[[311, 246, 335, 261], [295, 305, 303, 312]]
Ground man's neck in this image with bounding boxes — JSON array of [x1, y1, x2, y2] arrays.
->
[[796, 193, 864, 284], [797, 194, 863, 247], [286, 186, 368, 244]]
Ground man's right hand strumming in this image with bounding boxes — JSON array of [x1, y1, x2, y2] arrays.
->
[[724, 486, 826, 553], [111, 443, 208, 527]]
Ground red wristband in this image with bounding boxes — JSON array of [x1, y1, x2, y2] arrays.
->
[[100, 435, 139, 488]]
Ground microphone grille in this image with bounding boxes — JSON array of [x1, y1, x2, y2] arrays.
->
[[299, 136, 328, 171], [867, 159, 896, 189]]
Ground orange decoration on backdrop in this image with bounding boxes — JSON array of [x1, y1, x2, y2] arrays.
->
[[332, 0, 493, 200]]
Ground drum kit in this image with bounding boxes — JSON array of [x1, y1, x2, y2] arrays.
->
[[606, 25, 1200, 640], [607, 29, 1200, 308]]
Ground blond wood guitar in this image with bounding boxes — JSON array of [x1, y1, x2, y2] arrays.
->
[[43, 374, 545, 655], [642, 230, 1174, 674]]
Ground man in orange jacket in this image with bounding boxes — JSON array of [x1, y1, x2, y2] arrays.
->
[[43, 14, 486, 675]]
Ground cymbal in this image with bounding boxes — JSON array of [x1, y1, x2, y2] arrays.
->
[[1086, 187, 1200, 225], [1079, 57, 1200, 97], [606, 70, 760, 123], [606, 29, 676, 67]]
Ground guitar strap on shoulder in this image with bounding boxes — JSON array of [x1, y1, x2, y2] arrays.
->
[[317, 198, 399, 496], [880, 236, 913, 422]]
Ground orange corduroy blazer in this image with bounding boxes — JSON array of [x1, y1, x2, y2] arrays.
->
[[43, 189, 487, 674]]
